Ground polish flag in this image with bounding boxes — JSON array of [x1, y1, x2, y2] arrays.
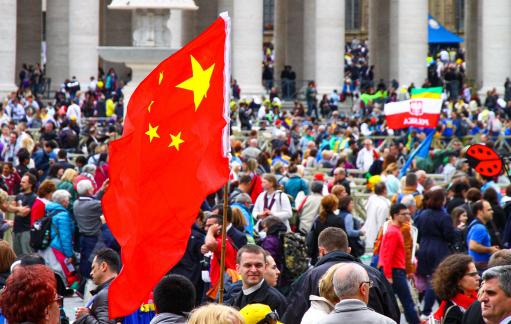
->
[[384, 98, 442, 130]]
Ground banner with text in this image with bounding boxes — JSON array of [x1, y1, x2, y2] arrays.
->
[[384, 98, 442, 129]]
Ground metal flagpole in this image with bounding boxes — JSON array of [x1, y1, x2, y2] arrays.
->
[[218, 181, 229, 303]]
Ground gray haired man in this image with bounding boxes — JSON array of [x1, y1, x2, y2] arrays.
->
[[479, 266, 511, 324], [318, 263, 396, 324]]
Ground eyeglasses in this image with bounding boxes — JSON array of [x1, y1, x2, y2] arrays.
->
[[465, 271, 479, 278], [54, 295, 64, 308], [359, 280, 374, 289]]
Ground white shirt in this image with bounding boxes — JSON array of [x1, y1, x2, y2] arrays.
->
[[499, 315, 511, 324], [242, 279, 264, 295], [252, 190, 292, 230], [443, 163, 456, 182], [66, 103, 81, 125], [356, 147, 375, 172]]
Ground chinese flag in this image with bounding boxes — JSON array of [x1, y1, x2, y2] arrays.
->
[[103, 14, 231, 318]]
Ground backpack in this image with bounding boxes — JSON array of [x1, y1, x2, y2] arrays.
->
[[339, 211, 366, 258], [290, 196, 308, 233], [30, 209, 59, 250], [280, 231, 309, 281]]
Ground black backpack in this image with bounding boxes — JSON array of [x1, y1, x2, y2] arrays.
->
[[30, 210, 58, 250], [280, 231, 309, 281]]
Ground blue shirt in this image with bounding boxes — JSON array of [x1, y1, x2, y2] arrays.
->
[[467, 221, 491, 262]]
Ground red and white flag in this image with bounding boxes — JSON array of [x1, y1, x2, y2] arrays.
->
[[384, 98, 442, 129]]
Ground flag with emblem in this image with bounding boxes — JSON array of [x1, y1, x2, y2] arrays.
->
[[103, 13, 231, 317]]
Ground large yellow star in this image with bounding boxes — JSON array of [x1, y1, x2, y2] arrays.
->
[[168, 132, 184, 151], [145, 123, 160, 143], [176, 56, 215, 111]]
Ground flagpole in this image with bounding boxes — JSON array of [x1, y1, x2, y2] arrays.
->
[[218, 181, 229, 303]]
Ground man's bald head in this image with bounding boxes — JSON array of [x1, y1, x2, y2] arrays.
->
[[249, 138, 258, 147], [333, 263, 371, 303]]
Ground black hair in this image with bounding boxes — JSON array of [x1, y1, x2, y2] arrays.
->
[[16, 148, 31, 164], [57, 150, 67, 159], [19, 253, 46, 266], [24, 173, 37, 190], [153, 274, 196, 315], [214, 206, 232, 223], [472, 200, 485, 217], [94, 248, 121, 273], [390, 203, 407, 219], [75, 155, 87, 166]]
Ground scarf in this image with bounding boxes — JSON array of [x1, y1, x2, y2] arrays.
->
[[433, 291, 478, 320]]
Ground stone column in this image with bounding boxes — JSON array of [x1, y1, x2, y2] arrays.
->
[[464, 0, 479, 86], [315, 0, 345, 94], [68, 0, 99, 88], [285, 0, 304, 82], [231, 0, 265, 95], [273, 0, 287, 82], [169, 10, 183, 49], [478, 0, 511, 94], [16, 0, 42, 75], [369, 0, 390, 83], [389, 0, 428, 87], [302, 0, 315, 82], [196, 0, 218, 37], [0, 0, 17, 97], [181, 9, 196, 45], [46, 0, 69, 89]]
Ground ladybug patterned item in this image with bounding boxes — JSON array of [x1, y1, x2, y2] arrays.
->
[[465, 144, 503, 177]]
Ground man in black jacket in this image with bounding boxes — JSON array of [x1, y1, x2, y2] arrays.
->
[[169, 213, 206, 305], [229, 245, 287, 316], [75, 248, 120, 324], [282, 227, 400, 324]]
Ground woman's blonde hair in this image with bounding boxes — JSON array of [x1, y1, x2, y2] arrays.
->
[[0, 189, 8, 205], [231, 207, 247, 229], [20, 136, 35, 154], [319, 263, 344, 304], [61, 168, 78, 182], [188, 304, 245, 324], [385, 162, 398, 174]]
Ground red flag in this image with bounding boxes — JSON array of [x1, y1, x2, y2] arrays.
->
[[103, 14, 231, 318], [383, 98, 442, 129]]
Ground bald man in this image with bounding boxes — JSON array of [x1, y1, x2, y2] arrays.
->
[[241, 138, 261, 160], [318, 263, 396, 324]]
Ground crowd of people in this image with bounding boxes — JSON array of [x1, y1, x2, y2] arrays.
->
[[1, 44, 511, 324]]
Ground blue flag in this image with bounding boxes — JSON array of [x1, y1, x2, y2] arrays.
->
[[399, 130, 435, 178]]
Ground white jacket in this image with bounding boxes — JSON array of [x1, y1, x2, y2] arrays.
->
[[301, 296, 335, 324], [363, 194, 390, 249], [252, 190, 292, 229]]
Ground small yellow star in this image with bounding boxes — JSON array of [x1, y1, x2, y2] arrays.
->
[[168, 132, 184, 151], [147, 100, 154, 112], [176, 55, 215, 111], [159, 71, 164, 85], [145, 123, 160, 143]]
